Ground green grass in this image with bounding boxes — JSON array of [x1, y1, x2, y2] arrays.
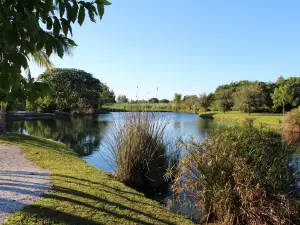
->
[[104, 103, 194, 113], [199, 111, 283, 127], [0, 134, 193, 225]]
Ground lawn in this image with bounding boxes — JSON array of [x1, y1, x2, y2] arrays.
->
[[0, 134, 193, 225], [199, 111, 283, 127]]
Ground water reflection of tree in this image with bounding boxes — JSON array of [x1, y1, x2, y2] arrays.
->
[[23, 118, 108, 157]]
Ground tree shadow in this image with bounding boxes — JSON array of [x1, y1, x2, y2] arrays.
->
[[21, 205, 105, 225], [199, 113, 216, 118]]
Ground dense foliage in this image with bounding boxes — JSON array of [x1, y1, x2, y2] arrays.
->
[[28, 68, 115, 114], [172, 124, 299, 225], [117, 95, 129, 103], [0, 73, 50, 132], [148, 98, 159, 103], [234, 83, 267, 113]]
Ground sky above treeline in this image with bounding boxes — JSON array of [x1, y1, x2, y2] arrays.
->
[[30, 0, 300, 100]]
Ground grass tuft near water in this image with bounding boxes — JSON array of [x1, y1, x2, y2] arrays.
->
[[0, 134, 193, 225]]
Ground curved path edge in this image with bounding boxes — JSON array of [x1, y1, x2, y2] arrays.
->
[[0, 145, 50, 224]]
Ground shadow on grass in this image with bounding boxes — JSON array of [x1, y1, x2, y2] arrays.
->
[[0, 135, 187, 225], [1, 134, 76, 157], [22, 205, 105, 225]]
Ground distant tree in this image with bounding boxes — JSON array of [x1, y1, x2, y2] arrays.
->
[[215, 89, 234, 113], [173, 93, 182, 104], [183, 95, 198, 110], [234, 83, 266, 113], [117, 95, 129, 103], [99, 83, 116, 106], [199, 93, 210, 113], [272, 77, 300, 115], [159, 99, 170, 103], [35, 68, 103, 113], [148, 98, 159, 103], [272, 85, 294, 116]]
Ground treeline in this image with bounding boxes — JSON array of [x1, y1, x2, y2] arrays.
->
[[25, 68, 116, 115], [110, 76, 300, 114], [194, 76, 300, 113], [162, 76, 300, 114]]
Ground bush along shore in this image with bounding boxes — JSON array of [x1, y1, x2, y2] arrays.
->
[[171, 122, 300, 225], [0, 134, 193, 225]]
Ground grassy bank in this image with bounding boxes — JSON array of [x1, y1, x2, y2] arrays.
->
[[0, 135, 193, 225], [199, 111, 283, 127], [104, 103, 194, 113]]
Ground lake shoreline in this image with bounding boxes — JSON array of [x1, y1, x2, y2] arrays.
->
[[0, 134, 193, 225], [6, 109, 111, 121]]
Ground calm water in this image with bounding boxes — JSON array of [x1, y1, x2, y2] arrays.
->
[[6, 112, 222, 172]]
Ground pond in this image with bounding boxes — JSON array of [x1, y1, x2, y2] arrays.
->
[[5, 112, 300, 221], [6, 112, 223, 172]]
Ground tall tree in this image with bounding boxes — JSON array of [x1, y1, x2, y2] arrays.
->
[[198, 93, 210, 113], [36, 68, 104, 113], [272, 77, 300, 116], [272, 85, 293, 116], [117, 95, 129, 103], [215, 89, 234, 113], [173, 93, 182, 104], [234, 83, 266, 113]]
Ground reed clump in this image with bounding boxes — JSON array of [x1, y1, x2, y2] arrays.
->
[[106, 112, 176, 195]]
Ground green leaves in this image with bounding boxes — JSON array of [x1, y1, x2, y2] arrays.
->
[[53, 17, 61, 35], [97, 4, 105, 20], [96, 0, 111, 19], [59, 1, 65, 17], [0, 0, 111, 86], [78, 5, 85, 26], [61, 18, 70, 36], [46, 17, 53, 30]]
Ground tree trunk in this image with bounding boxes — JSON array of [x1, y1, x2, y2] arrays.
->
[[283, 102, 285, 118], [0, 105, 6, 134]]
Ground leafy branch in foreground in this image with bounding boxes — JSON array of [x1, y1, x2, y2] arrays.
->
[[0, 0, 111, 77]]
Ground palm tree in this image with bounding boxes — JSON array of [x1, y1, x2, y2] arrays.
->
[[173, 93, 182, 111]]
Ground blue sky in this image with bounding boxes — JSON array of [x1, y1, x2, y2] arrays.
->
[[30, 0, 300, 100]]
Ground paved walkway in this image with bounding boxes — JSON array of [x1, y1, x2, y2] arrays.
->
[[0, 145, 50, 223]]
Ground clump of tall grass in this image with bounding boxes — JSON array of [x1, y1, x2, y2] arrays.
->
[[105, 112, 177, 194], [283, 108, 300, 132], [172, 123, 300, 225]]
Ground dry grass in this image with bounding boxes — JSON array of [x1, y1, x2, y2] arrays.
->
[[105, 112, 178, 195], [283, 108, 300, 132], [172, 123, 300, 225]]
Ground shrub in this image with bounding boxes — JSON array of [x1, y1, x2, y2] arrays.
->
[[106, 112, 177, 195], [172, 124, 299, 225], [283, 108, 300, 132], [160, 99, 170, 103]]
